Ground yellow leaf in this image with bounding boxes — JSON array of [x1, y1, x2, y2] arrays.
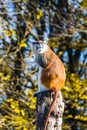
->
[[29, 104, 36, 110], [15, 108, 20, 114], [0, 72, 3, 77], [6, 98, 13, 102], [11, 104, 15, 109], [37, 9, 43, 15], [23, 127, 27, 130], [2, 75, 10, 80], [21, 110, 25, 116], [36, 9, 43, 19], [4, 30, 11, 37], [31, 98, 36, 104], [81, 0, 87, 8], [11, 29, 17, 36], [26, 90, 33, 95], [58, 51, 63, 55], [36, 14, 41, 20], [19, 40, 27, 48]]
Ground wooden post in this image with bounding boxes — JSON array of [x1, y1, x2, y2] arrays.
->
[[35, 90, 64, 130]]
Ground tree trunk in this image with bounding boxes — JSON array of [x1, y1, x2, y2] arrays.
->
[[36, 90, 64, 130]]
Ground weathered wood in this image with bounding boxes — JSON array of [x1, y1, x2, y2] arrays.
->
[[36, 90, 64, 130]]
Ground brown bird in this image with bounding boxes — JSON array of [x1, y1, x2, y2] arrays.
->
[[32, 41, 66, 130]]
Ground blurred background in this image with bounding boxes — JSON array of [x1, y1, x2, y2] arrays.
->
[[0, 0, 87, 129]]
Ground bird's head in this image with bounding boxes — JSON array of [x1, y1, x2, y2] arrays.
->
[[32, 41, 48, 54]]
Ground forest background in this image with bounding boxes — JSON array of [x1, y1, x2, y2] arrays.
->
[[0, 0, 87, 130]]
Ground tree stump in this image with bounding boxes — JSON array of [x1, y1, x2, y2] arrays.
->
[[35, 90, 64, 130]]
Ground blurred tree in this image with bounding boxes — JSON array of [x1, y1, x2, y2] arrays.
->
[[0, 0, 87, 130]]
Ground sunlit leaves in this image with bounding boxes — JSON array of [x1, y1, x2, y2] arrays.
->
[[0, 17, 17, 42], [19, 40, 27, 48], [0, 72, 3, 77], [81, 0, 87, 7], [0, 0, 87, 130], [0, 89, 36, 130], [63, 73, 87, 129], [0, 73, 10, 81], [36, 9, 43, 19], [26, 89, 36, 110]]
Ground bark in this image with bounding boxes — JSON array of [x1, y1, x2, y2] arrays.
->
[[36, 90, 64, 130]]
